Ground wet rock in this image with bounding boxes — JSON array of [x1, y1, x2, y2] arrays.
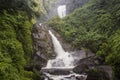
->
[[86, 66, 112, 80], [73, 56, 100, 73], [71, 50, 95, 65], [41, 68, 73, 75], [73, 63, 89, 74], [73, 56, 112, 80]]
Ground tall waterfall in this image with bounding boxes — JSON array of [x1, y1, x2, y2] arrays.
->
[[57, 5, 66, 18], [46, 30, 74, 68]]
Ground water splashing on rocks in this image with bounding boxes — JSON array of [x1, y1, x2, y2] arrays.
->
[[41, 30, 87, 80], [57, 5, 66, 18], [46, 30, 74, 68]]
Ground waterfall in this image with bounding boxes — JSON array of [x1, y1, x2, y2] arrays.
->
[[57, 5, 66, 18], [46, 30, 74, 68], [41, 30, 87, 80]]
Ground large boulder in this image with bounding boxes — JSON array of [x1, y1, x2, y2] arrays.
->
[[86, 66, 112, 80], [41, 67, 73, 75], [32, 23, 54, 70], [71, 50, 95, 65], [73, 56, 103, 73], [73, 56, 112, 80]]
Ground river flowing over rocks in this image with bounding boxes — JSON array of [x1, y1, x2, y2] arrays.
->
[[32, 23, 113, 80]]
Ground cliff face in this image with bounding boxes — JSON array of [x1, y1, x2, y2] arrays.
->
[[32, 23, 74, 70], [32, 23, 54, 70], [42, 0, 89, 20]]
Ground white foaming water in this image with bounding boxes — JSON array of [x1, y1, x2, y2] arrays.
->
[[42, 30, 87, 80], [57, 5, 66, 18], [46, 30, 74, 68], [44, 72, 87, 80]]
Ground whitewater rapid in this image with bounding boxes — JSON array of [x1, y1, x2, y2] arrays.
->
[[46, 30, 74, 68], [41, 30, 87, 80]]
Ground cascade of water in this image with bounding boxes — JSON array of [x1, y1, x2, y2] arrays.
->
[[46, 30, 74, 68], [57, 5, 66, 18], [41, 30, 87, 80]]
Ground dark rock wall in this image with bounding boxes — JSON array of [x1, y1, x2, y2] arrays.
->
[[32, 23, 54, 70], [32, 23, 74, 70]]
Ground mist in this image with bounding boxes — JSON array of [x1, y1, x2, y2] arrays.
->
[[41, 0, 89, 21]]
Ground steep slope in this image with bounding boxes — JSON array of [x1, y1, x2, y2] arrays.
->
[[0, 0, 46, 80], [47, 0, 120, 80]]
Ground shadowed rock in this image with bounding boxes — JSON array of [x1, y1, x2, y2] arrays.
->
[[32, 23, 55, 70], [41, 67, 73, 75], [73, 56, 113, 80]]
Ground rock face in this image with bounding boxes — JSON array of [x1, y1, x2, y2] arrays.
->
[[32, 23, 54, 70], [73, 56, 113, 80], [71, 50, 95, 66], [41, 68, 73, 75]]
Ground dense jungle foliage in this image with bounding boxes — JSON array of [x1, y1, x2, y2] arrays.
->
[[0, 0, 45, 80], [48, 0, 120, 80]]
